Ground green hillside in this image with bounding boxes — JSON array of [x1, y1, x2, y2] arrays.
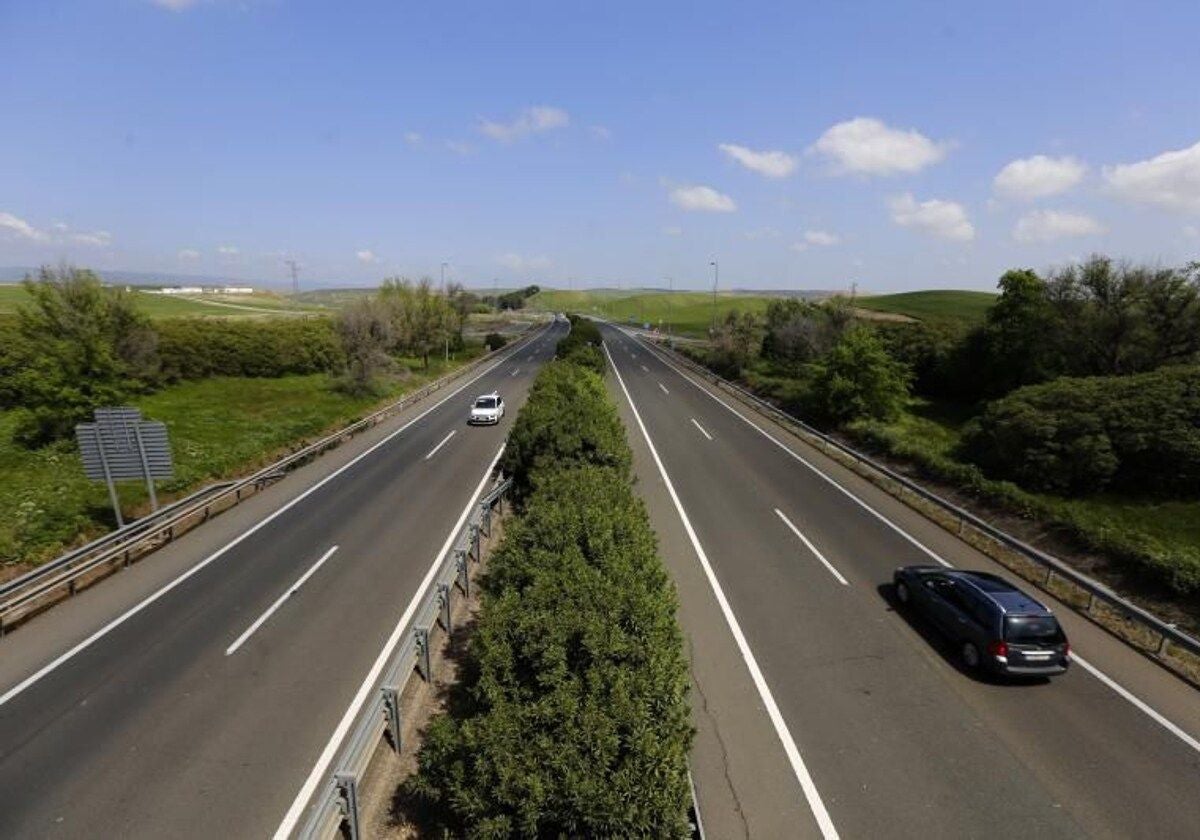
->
[[0, 284, 317, 319], [856, 290, 995, 324], [530, 289, 778, 337]]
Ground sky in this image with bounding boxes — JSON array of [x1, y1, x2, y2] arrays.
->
[[2, 1, 1199, 293]]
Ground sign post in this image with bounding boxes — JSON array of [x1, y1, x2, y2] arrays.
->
[[76, 407, 175, 527]]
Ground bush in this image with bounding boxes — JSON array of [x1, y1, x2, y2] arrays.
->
[[501, 359, 629, 500], [156, 317, 343, 380], [961, 366, 1200, 496], [484, 332, 507, 351], [809, 326, 911, 425], [406, 359, 692, 837]]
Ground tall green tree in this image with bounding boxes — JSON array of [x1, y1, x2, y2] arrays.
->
[[809, 326, 911, 424], [11, 266, 159, 446]]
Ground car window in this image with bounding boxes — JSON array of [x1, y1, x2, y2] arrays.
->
[[475, 398, 497, 409], [1004, 615, 1065, 644]]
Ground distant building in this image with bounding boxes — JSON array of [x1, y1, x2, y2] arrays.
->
[[217, 286, 254, 294], [156, 286, 204, 295]]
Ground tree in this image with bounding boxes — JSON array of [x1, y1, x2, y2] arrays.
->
[[11, 266, 159, 446], [380, 276, 451, 368], [710, 310, 763, 375], [334, 297, 395, 394], [809, 326, 911, 424], [977, 268, 1062, 395]]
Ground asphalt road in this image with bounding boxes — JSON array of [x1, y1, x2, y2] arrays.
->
[[601, 323, 1200, 840], [0, 321, 564, 839]]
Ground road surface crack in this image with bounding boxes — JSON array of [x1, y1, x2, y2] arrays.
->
[[688, 636, 750, 839]]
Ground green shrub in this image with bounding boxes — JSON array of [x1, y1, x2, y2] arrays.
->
[[484, 332, 507, 351], [809, 326, 912, 425], [961, 366, 1200, 496], [156, 317, 343, 380]]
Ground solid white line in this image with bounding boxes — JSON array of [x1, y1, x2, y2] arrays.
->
[[626, 328, 1200, 759], [690, 418, 713, 441], [774, 510, 849, 586], [641, 364, 649, 372], [272, 445, 505, 839], [225, 546, 338, 656], [603, 342, 839, 840], [658, 382, 669, 395], [0, 337, 531, 709], [424, 430, 456, 461]]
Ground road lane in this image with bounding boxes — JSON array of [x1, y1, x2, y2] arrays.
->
[[0, 322, 564, 839], [602, 323, 1200, 840]]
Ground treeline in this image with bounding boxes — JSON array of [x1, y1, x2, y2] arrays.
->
[[483, 284, 540, 311], [0, 267, 489, 447], [405, 345, 694, 836]]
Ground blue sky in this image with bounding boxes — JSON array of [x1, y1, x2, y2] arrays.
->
[[2, 1, 1199, 292]]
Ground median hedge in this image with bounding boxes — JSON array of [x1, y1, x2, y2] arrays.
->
[[553, 314, 606, 374], [405, 351, 693, 837]]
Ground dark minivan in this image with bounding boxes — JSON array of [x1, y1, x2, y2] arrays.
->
[[893, 566, 1071, 677]]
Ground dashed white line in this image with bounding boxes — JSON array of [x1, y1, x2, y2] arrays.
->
[[424, 430, 456, 460], [604, 341, 840, 840], [510, 367, 520, 377], [641, 364, 649, 373], [774, 510, 849, 586], [225, 546, 338, 656], [658, 382, 669, 395], [691, 418, 713, 441]]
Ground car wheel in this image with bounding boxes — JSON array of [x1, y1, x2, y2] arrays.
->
[[895, 580, 910, 605], [961, 641, 981, 670]]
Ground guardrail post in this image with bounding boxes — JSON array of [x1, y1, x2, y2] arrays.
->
[[467, 524, 480, 561], [414, 627, 432, 681], [437, 582, 452, 633], [455, 549, 470, 596], [335, 772, 361, 840], [382, 685, 402, 753], [1158, 635, 1172, 657], [480, 502, 491, 538]]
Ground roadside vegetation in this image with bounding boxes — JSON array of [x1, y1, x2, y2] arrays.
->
[[681, 256, 1200, 610], [0, 266, 505, 571], [403, 326, 693, 837]]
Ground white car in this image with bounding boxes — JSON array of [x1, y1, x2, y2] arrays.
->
[[468, 393, 505, 425]]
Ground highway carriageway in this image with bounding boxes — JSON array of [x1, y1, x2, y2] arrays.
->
[[0, 321, 566, 839], [601, 321, 1200, 840]]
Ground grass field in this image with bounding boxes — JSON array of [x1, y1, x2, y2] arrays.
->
[[0, 349, 482, 570], [855, 290, 996, 324], [530, 289, 778, 336], [0, 284, 320, 319]]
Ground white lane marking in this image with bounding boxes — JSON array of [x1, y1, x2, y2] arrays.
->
[[691, 418, 713, 441], [225, 546, 338, 656], [510, 367, 520, 377], [641, 364, 649, 373], [658, 382, 669, 395], [273, 445, 505, 839], [424, 430, 456, 461], [627, 328, 1200, 759], [0, 334, 535, 709], [1073, 655, 1200, 754], [604, 342, 840, 839], [774, 510, 849, 586]]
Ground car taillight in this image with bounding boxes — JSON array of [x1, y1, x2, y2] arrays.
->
[[1064, 641, 1070, 658], [988, 640, 1008, 658]]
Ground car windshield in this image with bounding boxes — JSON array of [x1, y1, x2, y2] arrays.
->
[[474, 398, 497, 409], [1004, 615, 1065, 644]]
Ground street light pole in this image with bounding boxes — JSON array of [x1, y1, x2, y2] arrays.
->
[[709, 259, 719, 334], [441, 261, 450, 362]]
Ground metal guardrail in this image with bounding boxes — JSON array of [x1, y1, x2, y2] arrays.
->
[[296, 475, 511, 840], [0, 325, 546, 635], [630, 329, 1200, 683]]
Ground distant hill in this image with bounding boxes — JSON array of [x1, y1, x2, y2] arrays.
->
[[855, 290, 996, 324]]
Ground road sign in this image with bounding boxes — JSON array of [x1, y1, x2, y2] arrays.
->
[[76, 407, 174, 527]]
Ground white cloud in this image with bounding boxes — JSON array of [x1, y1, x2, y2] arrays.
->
[[669, 184, 737, 213], [888, 193, 975, 241], [497, 252, 553, 272], [1103, 140, 1200, 212], [403, 131, 422, 146], [803, 229, 840, 247], [993, 155, 1087, 200], [356, 249, 378, 264], [662, 225, 683, 237], [1185, 224, 1199, 239], [178, 248, 201, 261], [72, 231, 112, 247], [0, 211, 49, 241], [1013, 210, 1105, 243], [811, 117, 949, 176], [445, 140, 474, 156], [149, 0, 198, 9], [718, 143, 798, 178], [479, 106, 570, 143], [217, 244, 239, 255], [589, 125, 613, 141]]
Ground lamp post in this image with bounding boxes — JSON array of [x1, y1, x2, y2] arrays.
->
[[709, 259, 719, 335]]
